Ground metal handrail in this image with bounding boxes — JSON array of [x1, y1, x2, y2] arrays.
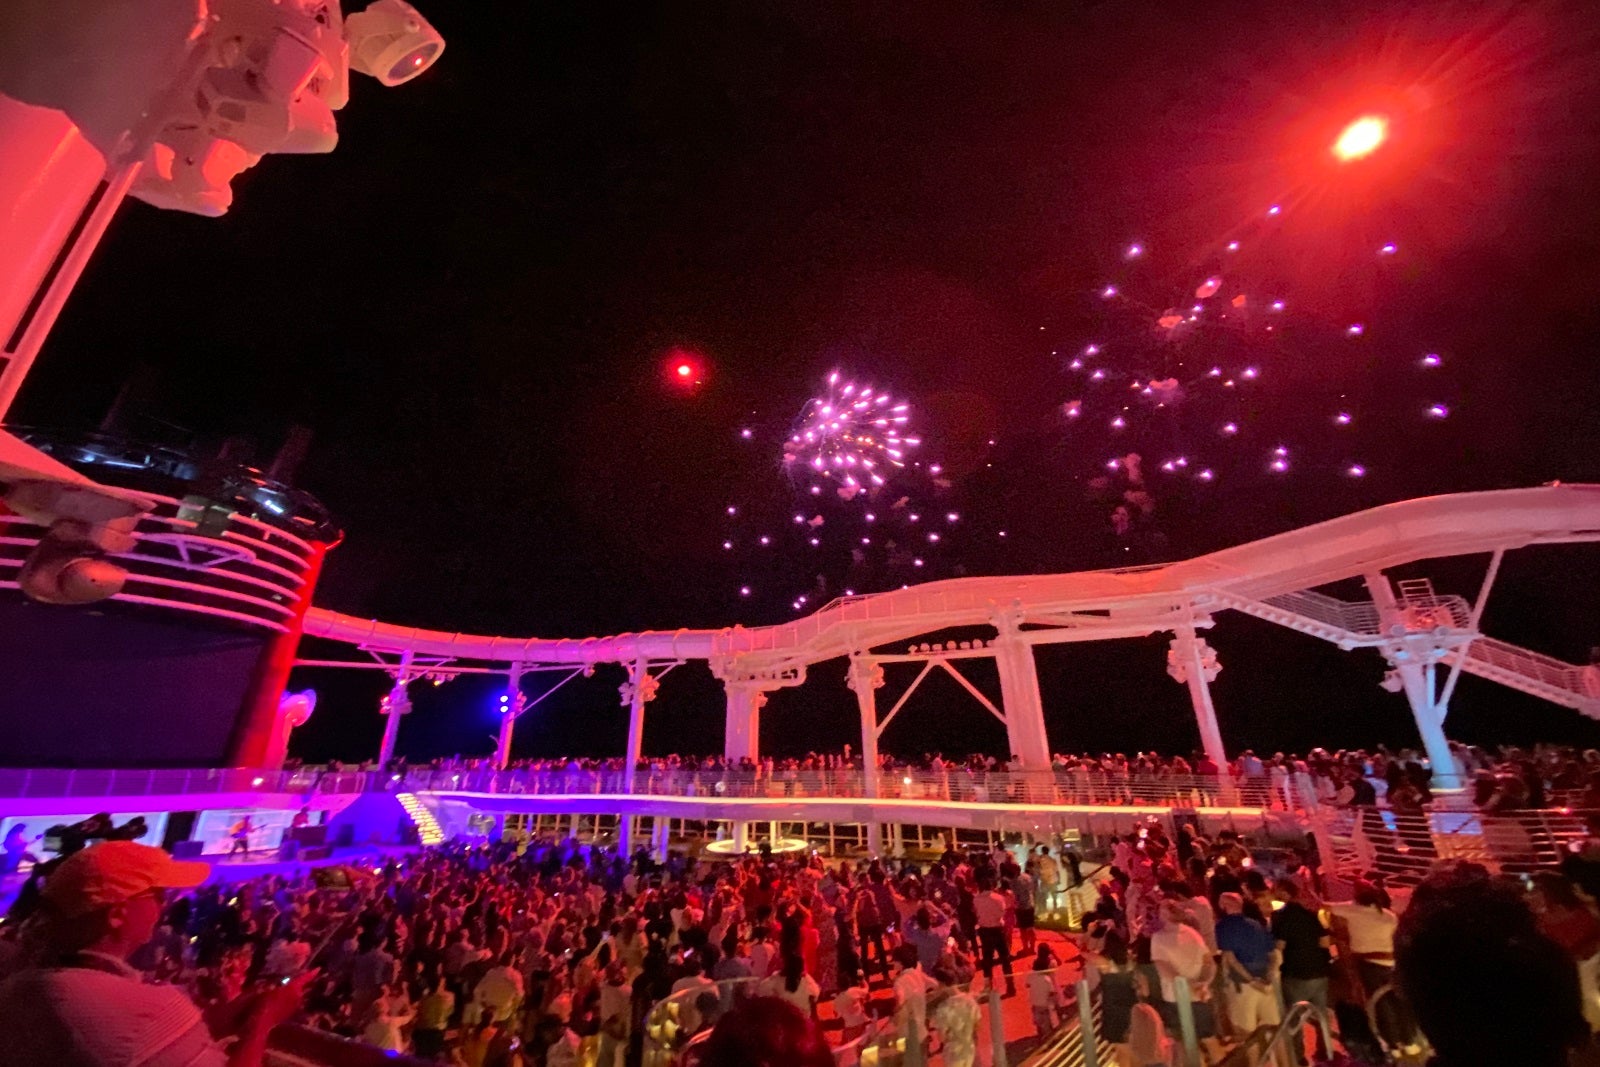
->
[[1026, 978, 1108, 1067], [1460, 636, 1594, 689], [1314, 803, 1594, 886], [644, 954, 1087, 1067], [0, 763, 1409, 820], [1247, 1001, 1333, 1067], [641, 975, 769, 1065]]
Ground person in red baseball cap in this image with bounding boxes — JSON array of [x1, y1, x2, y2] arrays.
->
[[0, 840, 313, 1066]]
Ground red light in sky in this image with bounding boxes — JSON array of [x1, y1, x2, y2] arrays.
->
[[1333, 115, 1387, 161], [664, 348, 707, 389]]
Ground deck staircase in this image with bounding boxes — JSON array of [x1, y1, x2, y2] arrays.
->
[[1020, 995, 1111, 1067], [1216, 586, 1598, 718], [396, 792, 444, 845]]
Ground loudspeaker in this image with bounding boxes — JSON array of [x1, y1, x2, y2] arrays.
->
[[299, 844, 333, 861]]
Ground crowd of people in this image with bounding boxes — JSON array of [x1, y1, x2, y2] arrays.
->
[[1071, 822, 1600, 1067], [8, 813, 1600, 1067], [0, 827, 1104, 1067], [9, 739, 1600, 1066], [369, 740, 1600, 817]]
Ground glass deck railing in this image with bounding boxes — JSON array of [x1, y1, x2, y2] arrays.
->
[[0, 767, 374, 798], [403, 767, 1294, 811]]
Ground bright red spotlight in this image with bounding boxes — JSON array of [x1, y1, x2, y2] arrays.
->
[[1333, 115, 1387, 161], [663, 348, 707, 390]]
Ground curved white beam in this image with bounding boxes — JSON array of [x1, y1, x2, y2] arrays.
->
[[302, 486, 1600, 671]]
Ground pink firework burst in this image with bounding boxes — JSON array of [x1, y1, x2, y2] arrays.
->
[[782, 371, 919, 494]]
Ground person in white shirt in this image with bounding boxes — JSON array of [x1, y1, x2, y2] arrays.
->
[[261, 931, 311, 978], [473, 952, 526, 1024], [889, 945, 939, 1051], [1151, 898, 1224, 1060], [443, 927, 485, 987], [1025, 946, 1065, 1038], [544, 1023, 583, 1067], [973, 875, 1017, 996], [763, 953, 821, 1019], [833, 980, 872, 1040], [1328, 881, 1399, 997], [597, 961, 634, 1067], [748, 927, 777, 977], [931, 965, 982, 1067], [670, 957, 716, 1034], [1328, 886, 1397, 955], [1150, 899, 1214, 1003], [360, 991, 412, 1053]]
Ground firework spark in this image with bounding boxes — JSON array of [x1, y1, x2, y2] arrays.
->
[[783, 372, 919, 493], [1034, 202, 1459, 566]]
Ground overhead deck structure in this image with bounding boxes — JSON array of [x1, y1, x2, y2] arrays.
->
[[299, 486, 1600, 852]]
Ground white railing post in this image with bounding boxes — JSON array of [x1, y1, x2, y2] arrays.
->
[[1077, 978, 1100, 1067], [986, 984, 1009, 1067]]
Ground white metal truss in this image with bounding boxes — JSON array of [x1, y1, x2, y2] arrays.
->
[[1218, 582, 1598, 717], [870, 655, 1008, 740], [301, 485, 1600, 718]]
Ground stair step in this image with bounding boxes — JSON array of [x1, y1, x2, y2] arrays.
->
[[396, 792, 444, 845]]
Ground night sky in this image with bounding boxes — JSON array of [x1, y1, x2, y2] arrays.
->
[[18, 1, 1600, 764]]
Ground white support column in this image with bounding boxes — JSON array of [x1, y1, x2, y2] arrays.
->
[[848, 655, 885, 856], [724, 679, 769, 856], [1365, 572, 1461, 789], [376, 651, 415, 768], [1167, 624, 1228, 773], [623, 660, 660, 784], [723, 681, 767, 763], [992, 613, 1052, 771], [492, 715, 514, 773], [618, 660, 662, 855], [493, 664, 527, 771]]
